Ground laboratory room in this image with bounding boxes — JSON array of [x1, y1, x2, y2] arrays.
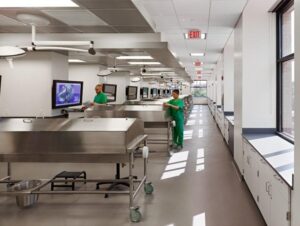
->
[[0, 0, 299, 226]]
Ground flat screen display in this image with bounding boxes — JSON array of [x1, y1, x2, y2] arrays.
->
[[52, 80, 83, 109], [140, 87, 149, 99], [103, 83, 117, 102], [126, 86, 138, 100], [151, 88, 158, 97]]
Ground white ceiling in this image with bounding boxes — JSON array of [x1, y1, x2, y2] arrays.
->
[[135, 0, 248, 80]]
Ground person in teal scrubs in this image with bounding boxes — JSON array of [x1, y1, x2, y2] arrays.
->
[[93, 84, 107, 104], [163, 89, 185, 150]]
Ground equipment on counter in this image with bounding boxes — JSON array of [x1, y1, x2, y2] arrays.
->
[[126, 86, 138, 100]]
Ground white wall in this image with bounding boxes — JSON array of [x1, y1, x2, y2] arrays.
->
[[0, 52, 68, 117], [233, 0, 277, 174], [216, 56, 224, 106], [292, 1, 300, 225], [223, 32, 235, 112], [242, 0, 276, 128], [69, 64, 99, 103], [234, 16, 244, 172]]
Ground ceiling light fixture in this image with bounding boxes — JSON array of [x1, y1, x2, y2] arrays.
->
[[0, 0, 79, 8], [190, 53, 205, 57], [128, 62, 161, 65], [68, 59, 86, 63], [116, 56, 153, 60]]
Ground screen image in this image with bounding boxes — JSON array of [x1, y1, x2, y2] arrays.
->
[[151, 88, 158, 97], [103, 84, 117, 102], [140, 87, 149, 99], [126, 86, 138, 100], [52, 80, 83, 109]]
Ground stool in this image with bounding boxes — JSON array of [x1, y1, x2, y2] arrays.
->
[[51, 171, 86, 191]]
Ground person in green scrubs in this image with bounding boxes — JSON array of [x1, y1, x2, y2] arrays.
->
[[93, 84, 107, 104], [163, 89, 185, 150]]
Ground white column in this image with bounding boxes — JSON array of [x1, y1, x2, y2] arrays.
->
[[292, 1, 300, 225]]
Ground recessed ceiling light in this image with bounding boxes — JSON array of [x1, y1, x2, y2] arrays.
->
[[190, 53, 205, 57], [117, 56, 153, 60], [0, 0, 79, 8], [128, 62, 161, 65], [68, 59, 86, 63]]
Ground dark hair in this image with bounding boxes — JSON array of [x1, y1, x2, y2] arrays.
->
[[172, 89, 180, 95]]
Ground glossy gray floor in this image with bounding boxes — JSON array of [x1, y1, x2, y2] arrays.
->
[[0, 106, 266, 226]]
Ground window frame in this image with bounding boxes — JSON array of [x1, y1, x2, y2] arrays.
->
[[276, 0, 294, 143]]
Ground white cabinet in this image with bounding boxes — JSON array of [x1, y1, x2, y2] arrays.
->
[[242, 139, 291, 226], [224, 119, 229, 144]]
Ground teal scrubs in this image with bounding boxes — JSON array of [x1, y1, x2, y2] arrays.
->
[[168, 98, 185, 147], [94, 92, 107, 104]]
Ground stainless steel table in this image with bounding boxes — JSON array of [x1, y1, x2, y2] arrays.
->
[[0, 118, 152, 222], [85, 105, 173, 154]]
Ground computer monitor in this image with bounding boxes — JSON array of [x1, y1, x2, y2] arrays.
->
[[151, 88, 158, 97], [126, 86, 138, 100], [103, 83, 117, 102], [140, 87, 149, 99], [52, 80, 83, 109]]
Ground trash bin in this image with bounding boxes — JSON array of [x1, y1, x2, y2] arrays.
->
[[8, 180, 42, 208]]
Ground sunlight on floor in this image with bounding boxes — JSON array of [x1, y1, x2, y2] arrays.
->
[[165, 162, 187, 171], [187, 120, 196, 126], [161, 168, 186, 180], [184, 130, 194, 140], [193, 213, 206, 226], [198, 129, 203, 138], [169, 151, 189, 164], [161, 151, 189, 180], [196, 148, 205, 172]]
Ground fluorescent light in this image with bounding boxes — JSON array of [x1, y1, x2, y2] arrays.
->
[[68, 59, 86, 63], [0, 0, 79, 7], [128, 62, 161, 65], [195, 67, 203, 71], [190, 53, 205, 57], [116, 56, 153, 60]]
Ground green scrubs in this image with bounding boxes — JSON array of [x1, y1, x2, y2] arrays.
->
[[168, 98, 185, 147], [94, 92, 107, 104]]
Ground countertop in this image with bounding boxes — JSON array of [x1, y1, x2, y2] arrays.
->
[[243, 133, 294, 188]]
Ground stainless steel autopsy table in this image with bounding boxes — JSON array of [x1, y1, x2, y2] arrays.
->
[[0, 118, 152, 222], [85, 105, 173, 154]]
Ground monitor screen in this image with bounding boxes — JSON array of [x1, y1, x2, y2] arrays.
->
[[103, 83, 117, 102], [52, 80, 83, 109], [140, 87, 149, 99], [126, 86, 138, 100], [151, 88, 158, 97]]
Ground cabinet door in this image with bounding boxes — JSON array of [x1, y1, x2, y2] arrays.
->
[[243, 141, 250, 180], [248, 148, 259, 200], [269, 175, 290, 226], [258, 158, 272, 224]]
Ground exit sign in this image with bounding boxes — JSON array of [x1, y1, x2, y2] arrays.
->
[[194, 61, 202, 66], [189, 30, 201, 39]]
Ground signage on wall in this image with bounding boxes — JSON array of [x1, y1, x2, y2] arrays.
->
[[188, 30, 201, 39]]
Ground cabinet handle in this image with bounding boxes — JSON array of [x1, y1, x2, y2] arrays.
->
[[265, 182, 269, 193], [268, 184, 272, 198]]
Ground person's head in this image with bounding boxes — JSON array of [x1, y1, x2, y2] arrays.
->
[[95, 84, 103, 94], [172, 89, 180, 99]]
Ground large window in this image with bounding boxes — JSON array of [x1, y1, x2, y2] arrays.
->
[[191, 80, 207, 97], [277, 0, 294, 140]]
